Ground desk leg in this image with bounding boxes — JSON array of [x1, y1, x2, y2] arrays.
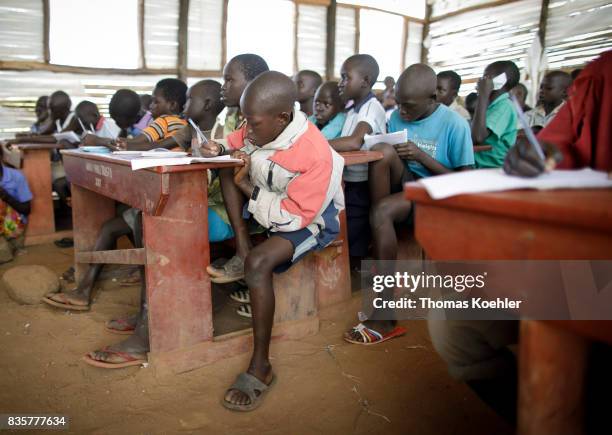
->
[[71, 185, 115, 283], [518, 320, 589, 435], [143, 171, 211, 356], [22, 149, 55, 237]]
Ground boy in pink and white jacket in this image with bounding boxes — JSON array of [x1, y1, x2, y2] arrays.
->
[[202, 71, 344, 411]]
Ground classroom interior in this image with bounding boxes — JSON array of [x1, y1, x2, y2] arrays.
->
[[0, 0, 611, 434]]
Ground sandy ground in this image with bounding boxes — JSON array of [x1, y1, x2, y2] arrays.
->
[[0, 243, 512, 435]]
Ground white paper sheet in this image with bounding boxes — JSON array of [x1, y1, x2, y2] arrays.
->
[[53, 131, 81, 144], [130, 154, 242, 170], [363, 130, 407, 150], [414, 168, 612, 200]]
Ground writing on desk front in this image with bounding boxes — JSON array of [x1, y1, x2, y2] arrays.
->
[[85, 162, 113, 187]]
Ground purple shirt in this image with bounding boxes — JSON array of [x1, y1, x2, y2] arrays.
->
[[128, 111, 153, 137]]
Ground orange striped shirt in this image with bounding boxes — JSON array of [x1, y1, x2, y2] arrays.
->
[[142, 114, 187, 142]]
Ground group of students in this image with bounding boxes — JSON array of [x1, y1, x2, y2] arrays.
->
[[2, 46, 608, 413]]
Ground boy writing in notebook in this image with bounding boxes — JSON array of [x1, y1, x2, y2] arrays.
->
[[471, 60, 519, 168], [309, 81, 346, 140], [328, 54, 386, 267], [344, 63, 474, 345], [203, 71, 344, 411]]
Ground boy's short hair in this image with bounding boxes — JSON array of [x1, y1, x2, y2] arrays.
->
[[109, 89, 141, 118], [50, 90, 71, 109], [437, 70, 462, 91], [487, 60, 520, 90], [514, 83, 528, 97], [299, 70, 323, 86], [465, 92, 478, 106], [345, 54, 380, 86], [155, 78, 188, 109], [230, 54, 270, 81], [75, 100, 98, 113]]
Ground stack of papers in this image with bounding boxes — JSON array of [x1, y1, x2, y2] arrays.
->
[[413, 168, 612, 199], [130, 154, 242, 170]]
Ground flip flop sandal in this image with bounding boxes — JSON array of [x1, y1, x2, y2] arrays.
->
[[104, 317, 136, 335], [222, 372, 276, 412], [343, 323, 407, 346], [210, 256, 245, 284], [236, 304, 252, 318], [82, 347, 147, 369], [230, 289, 250, 304], [41, 292, 90, 311], [206, 257, 229, 277]]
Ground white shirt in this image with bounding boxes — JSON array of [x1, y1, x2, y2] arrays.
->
[[450, 99, 471, 120], [55, 112, 75, 132], [341, 93, 387, 182], [96, 117, 121, 139]]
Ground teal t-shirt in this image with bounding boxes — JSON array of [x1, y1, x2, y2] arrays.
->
[[474, 92, 518, 168], [308, 112, 346, 140], [387, 104, 474, 178]]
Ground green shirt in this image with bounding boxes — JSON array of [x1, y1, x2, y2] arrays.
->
[[474, 92, 518, 168]]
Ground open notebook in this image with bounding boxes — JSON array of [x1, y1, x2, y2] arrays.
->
[[411, 168, 612, 200], [130, 154, 242, 170]]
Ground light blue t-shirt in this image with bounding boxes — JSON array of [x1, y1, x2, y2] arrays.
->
[[308, 112, 347, 140], [388, 104, 474, 178]]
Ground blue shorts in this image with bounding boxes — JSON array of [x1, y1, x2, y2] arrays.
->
[[270, 201, 340, 273], [208, 208, 234, 243]]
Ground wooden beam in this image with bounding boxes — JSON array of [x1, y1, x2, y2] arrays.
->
[[76, 248, 146, 265], [0, 60, 222, 77], [354, 7, 360, 54], [221, 0, 228, 69], [139, 0, 146, 69], [401, 17, 408, 71], [325, 0, 337, 80], [538, 0, 550, 47], [42, 0, 50, 63], [430, 0, 522, 23], [421, 2, 432, 64], [351, 4, 426, 24], [294, 3, 299, 73], [177, 0, 190, 81], [294, 0, 330, 5]]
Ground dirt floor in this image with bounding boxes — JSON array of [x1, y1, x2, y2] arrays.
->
[[0, 243, 512, 435]]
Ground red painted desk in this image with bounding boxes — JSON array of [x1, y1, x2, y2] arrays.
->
[[404, 184, 612, 435], [2, 143, 72, 245]]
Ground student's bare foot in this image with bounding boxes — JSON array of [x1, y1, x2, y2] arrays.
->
[[209, 255, 245, 283], [344, 319, 407, 345], [223, 362, 274, 410], [83, 335, 148, 368], [42, 288, 90, 311]]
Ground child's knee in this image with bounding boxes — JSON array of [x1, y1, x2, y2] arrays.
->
[[369, 200, 392, 228], [371, 142, 396, 161], [244, 252, 272, 286]]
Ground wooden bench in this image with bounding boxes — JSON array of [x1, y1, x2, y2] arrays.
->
[[405, 184, 612, 435], [2, 143, 72, 245]]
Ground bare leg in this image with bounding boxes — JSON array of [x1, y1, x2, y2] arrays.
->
[[368, 143, 408, 206], [224, 236, 295, 407], [219, 168, 252, 259]]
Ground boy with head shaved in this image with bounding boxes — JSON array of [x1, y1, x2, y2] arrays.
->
[[471, 60, 519, 168], [329, 54, 387, 267], [436, 70, 470, 120], [202, 71, 344, 411], [293, 69, 323, 117], [344, 63, 474, 345], [309, 81, 346, 140], [525, 71, 571, 129]]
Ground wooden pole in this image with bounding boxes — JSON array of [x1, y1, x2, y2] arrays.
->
[[221, 0, 228, 69], [42, 0, 50, 63], [139, 0, 146, 69], [354, 7, 360, 54], [325, 0, 336, 80], [421, 2, 432, 64], [294, 3, 299, 73], [538, 0, 550, 48], [177, 0, 190, 81], [401, 17, 408, 71]]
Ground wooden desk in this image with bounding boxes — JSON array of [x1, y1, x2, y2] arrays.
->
[[63, 150, 321, 375], [404, 185, 612, 435], [312, 150, 386, 307], [2, 143, 72, 245]]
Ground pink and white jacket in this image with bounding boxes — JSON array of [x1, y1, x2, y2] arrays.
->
[[226, 110, 345, 235]]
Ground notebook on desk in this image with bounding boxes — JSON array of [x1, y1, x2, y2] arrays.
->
[[412, 168, 612, 200]]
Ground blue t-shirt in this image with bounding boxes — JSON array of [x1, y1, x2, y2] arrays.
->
[[1, 166, 33, 203], [388, 104, 474, 178], [308, 112, 347, 140]]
